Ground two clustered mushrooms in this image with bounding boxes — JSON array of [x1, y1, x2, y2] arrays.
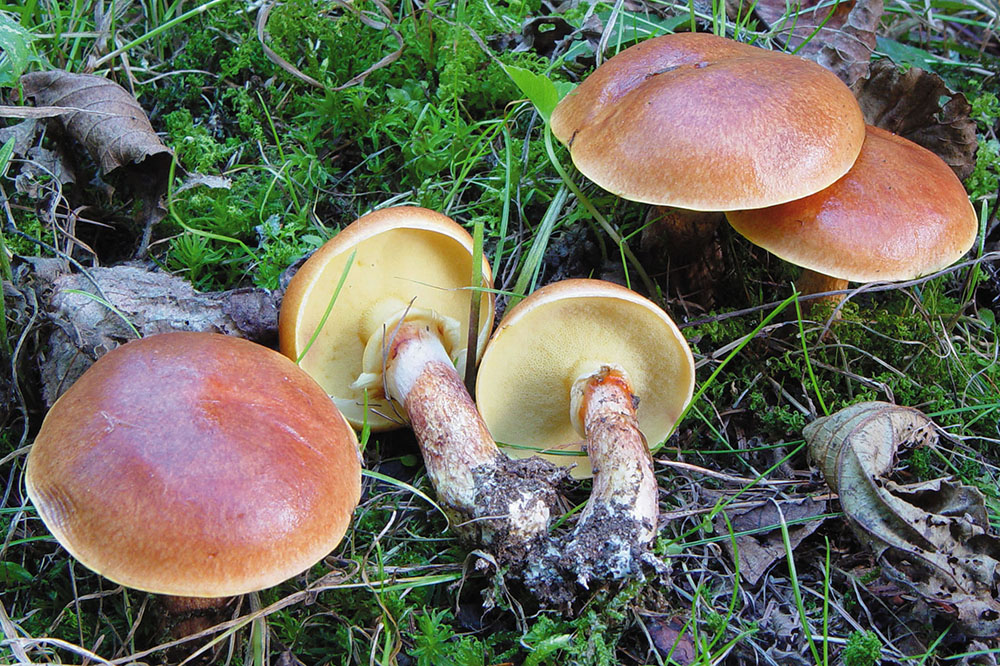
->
[[550, 32, 978, 307], [26, 30, 980, 611], [279, 206, 695, 589]]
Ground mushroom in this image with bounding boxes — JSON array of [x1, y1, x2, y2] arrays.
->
[[475, 279, 695, 581], [26, 332, 361, 604], [279, 206, 563, 555], [549, 32, 866, 302], [725, 125, 979, 309]]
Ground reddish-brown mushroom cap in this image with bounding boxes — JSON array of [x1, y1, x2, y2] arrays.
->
[[550, 32, 865, 210], [725, 125, 979, 282], [26, 332, 362, 598]]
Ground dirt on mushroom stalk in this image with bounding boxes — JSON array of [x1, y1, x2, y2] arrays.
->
[[558, 502, 655, 581], [472, 456, 569, 573]]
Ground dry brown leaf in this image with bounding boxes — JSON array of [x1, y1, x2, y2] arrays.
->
[[20, 70, 174, 255], [749, 0, 884, 87], [645, 616, 696, 664], [0, 119, 43, 160], [20, 71, 172, 185], [805, 402, 1000, 637], [715, 496, 828, 586], [854, 59, 978, 180]]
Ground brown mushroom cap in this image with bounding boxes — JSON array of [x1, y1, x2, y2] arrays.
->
[[725, 125, 979, 282], [25, 332, 361, 598], [279, 206, 494, 431], [475, 279, 695, 479], [550, 32, 865, 210]]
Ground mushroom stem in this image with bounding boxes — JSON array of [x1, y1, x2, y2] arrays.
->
[[160, 595, 230, 614], [384, 320, 500, 508], [564, 366, 658, 581], [646, 206, 723, 256], [160, 595, 231, 639], [643, 207, 725, 308], [796, 269, 849, 312], [383, 320, 560, 550]]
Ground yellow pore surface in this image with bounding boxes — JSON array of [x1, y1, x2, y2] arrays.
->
[[477, 286, 694, 478], [283, 225, 491, 430]]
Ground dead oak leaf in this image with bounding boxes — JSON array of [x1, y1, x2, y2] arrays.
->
[[749, 0, 884, 88], [20, 70, 172, 187], [854, 59, 978, 180], [805, 402, 1000, 637]]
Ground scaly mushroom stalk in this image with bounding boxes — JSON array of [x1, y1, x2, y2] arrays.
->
[[642, 207, 726, 307], [383, 320, 501, 517], [476, 279, 695, 586], [795, 269, 849, 311], [382, 319, 560, 550], [280, 207, 566, 559], [563, 366, 658, 581]]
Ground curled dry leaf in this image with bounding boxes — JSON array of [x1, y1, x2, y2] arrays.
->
[[854, 59, 978, 180], [750, 0, 884, 88], [805, 402, 1000, 637], [715, 496, 828, 586], [20, 71, 172, 188], [20, 71, 174, 255]]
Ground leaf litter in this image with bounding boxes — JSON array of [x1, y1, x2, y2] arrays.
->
[[714, 495, 829, 586], [1, 2, 997, 662], [19, 71, 172, 183], [5, 71, 174, 256], [853, 59, 980, 179], [805, 402, 1000, 637], [751, 0, 884, 88]]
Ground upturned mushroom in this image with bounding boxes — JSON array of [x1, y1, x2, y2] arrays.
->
[[475, 279, 695, 582], [26, 332, 361, 604], [725, 125, 979, 309], [279, 206, 563, 556], [549, 31, 866, 301]]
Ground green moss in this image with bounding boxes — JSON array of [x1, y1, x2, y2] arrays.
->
[[908, 445, 934, 481], [165, 109, 235, 172], [408, 608, 485, 666], [263, 0, 405, 90], [842, 629, 882, 666], [966, 138, 999, 201]]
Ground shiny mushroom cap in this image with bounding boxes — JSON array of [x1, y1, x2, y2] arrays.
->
[[279, 206, 494, 431], [725, 125, 979, 282], [550, 32, 865, 211], [475, 279, 695, 479], [26, 332, 362, 598]]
